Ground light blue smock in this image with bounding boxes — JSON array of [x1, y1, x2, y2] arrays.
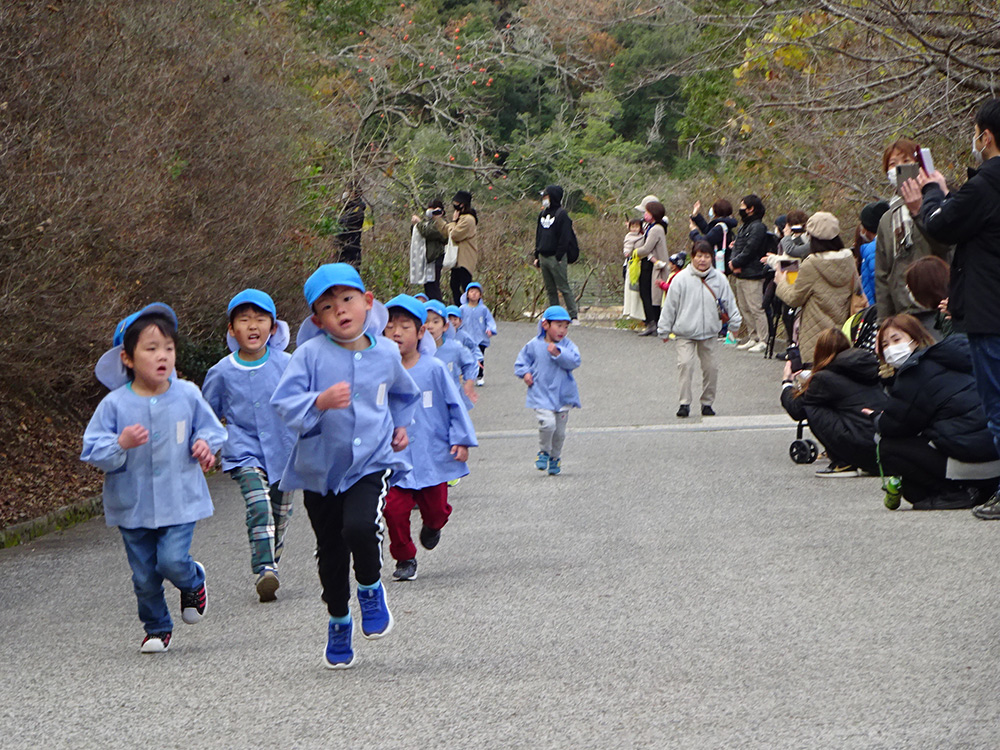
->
[[201, 348, 297, 482], [513, 334, 582, 412], [270, 333, 421, 495], [459, 302, 498, 348], [434, 337, 478, 411], [80, 379, 228, 529]]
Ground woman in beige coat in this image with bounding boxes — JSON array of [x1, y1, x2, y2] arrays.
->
[[775, 212, 857, 366], [447, 189, 479, 305], [636, 200, 670, 336]]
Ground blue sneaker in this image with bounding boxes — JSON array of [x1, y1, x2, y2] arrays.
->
[[357, 582, 394, 639], [535, 451, 549, 470], [324, 617, 355, 669], [547, 456, 561, 475]]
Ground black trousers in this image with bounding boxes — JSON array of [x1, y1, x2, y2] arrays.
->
[[303, 470, 390, 617], [809, 422, 879, 475], [638, 259, 660, 324], [423, 257, 445, 301], [478, 344, 486, 379], [336, 244, 362, 270], [879, 437, 958, 504], [450, 266, 472, 306]]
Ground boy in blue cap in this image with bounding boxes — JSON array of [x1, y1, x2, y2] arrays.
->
[[271, 263, 421, 669], [514, 305, 582, 475], [81, 303, 228, 653], [382, 295, 478, 581], [424, 299, 478, 410], [459, 282, 498, 386], [201, 289, 297, 602]]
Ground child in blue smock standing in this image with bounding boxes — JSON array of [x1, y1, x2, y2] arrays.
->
[[514, 305, 582, 476], [381, 295, 478, 581], [446, 304, 483, 371], [424, 298, 478, 410], [81, 304, 227, 654], [459, 282, 497, 386], [271, 264, 421, 670], [201, 289, 296, 603]]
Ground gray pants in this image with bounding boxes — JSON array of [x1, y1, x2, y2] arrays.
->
[[676, 337, 718, 407], [539, 254, 578, 318], [734, 277, 768, 342], [535, 409, 569, 459]]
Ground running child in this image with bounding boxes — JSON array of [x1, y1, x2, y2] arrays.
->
[[459, 282, 497, 386], [424, 299, 478, 409], [514, 305, 582, 476], [382, 295, 477, 581], [271, 263, 421, 670], [81, 303, 227, 654], [201, 289, 296, 603]]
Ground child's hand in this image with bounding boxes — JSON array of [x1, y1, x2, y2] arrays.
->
[[547, 342, 560, 357], [391, 426, 408, 452], [658, 280, 669, 291], [316, 382, 351, 410], [522, 372, 534, 387], [450, 445, 469, 462], [463, 380, 479, 404], [486, 330, 493, 338], [191, 439, 215, 471], [118, 424, 149, 450]]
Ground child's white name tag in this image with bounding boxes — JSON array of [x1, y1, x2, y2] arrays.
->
[[422, 390, 433, 408], [376, 383, 387, 406], [176, 420, 187, 444]]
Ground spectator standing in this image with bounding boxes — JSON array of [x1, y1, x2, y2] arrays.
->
[[634, 199, 669, 336], [859, 201, 890, 307], [729, 194, 770, 353], [533, 185, 579, 323], [411, 199, 449, 302], [448, 191, 479, 306], [335, 188, 367, 269], [689, 199, 738, 269]]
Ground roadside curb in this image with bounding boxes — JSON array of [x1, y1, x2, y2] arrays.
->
[[1, 497, 104, 549]]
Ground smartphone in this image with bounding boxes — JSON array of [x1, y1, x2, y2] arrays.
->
[[779, 260, 799, 272], [897, 163, 920, 183], [787, 344, 802, 372], [918, 147, 935, 175]]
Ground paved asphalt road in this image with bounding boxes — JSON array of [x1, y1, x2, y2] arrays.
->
[[3, 322, 999, 749]]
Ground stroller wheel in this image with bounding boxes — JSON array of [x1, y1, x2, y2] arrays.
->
[[804, 440, 819, 463], [790, 439, 813, 464]]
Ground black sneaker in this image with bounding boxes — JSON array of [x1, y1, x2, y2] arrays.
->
[[973, 493, 1000, 520], [676, 404, 690, 418], [392, 558, 418, 581], [419, 524, 441, 550], [701, 405, 715, 417], [140, 632, 172, 654], [815, 463, 860, 478], [913, 488, 982, 510], [180, 562, 207, 624]]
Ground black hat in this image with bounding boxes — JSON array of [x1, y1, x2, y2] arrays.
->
[[860, 201, 890, 233], [452, 190, 473, 206]]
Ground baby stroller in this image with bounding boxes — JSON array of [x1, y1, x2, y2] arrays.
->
[[789, 420, 819, 464]]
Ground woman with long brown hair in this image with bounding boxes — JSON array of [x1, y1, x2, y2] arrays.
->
[[780, 328, 886, 477]]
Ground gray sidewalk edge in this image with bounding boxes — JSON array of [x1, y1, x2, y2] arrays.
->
[[1, 496, 104, 549]]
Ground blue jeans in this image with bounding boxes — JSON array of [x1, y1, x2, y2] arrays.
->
[[967, 334, 1000, 489], [119, 523, 203, 633]]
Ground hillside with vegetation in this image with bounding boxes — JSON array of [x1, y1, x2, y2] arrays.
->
[[2, 0, 997, 526]]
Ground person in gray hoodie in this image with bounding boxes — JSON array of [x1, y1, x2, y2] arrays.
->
[[658, 241, 742, 418]]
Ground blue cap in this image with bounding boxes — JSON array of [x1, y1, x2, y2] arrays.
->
[[112, 302, 178, 347], [465, 282, 483, 293], [227, 288, 276, 319], [542, 305, 571, 322], [445, 305, 462, 318], [304, 263, 365, 307], [414, 293, 429, 302], [385, 294, 428, 324], [424, 299, 447, 320]]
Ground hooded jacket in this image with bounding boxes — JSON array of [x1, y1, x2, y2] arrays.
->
[[781, 348, 886, 464], [535, 185, 574, 261], [729, 216, 768, 279], [775, 248, 856, 364], [877, 335, 998, 462], [919, 156, 1000, 335]]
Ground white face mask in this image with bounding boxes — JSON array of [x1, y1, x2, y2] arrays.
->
[[886, 167, 898, 188], [883, 341, 914, 368], [973, 132, 985, 166], [542, 198, 550, 209]]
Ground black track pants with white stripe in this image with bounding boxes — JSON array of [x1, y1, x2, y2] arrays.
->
[[303, 470, 390, 618]]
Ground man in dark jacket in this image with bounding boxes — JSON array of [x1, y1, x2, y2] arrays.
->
[[534, 185, 579, 322], [729, 194, 770, 353], [903, 98, 1000, 517], [335, 188, 367, 269]]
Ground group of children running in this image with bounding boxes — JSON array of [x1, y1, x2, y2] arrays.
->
[[81, 263, 581, 668]]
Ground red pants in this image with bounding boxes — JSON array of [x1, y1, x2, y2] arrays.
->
[[385, 483, 452, 561]]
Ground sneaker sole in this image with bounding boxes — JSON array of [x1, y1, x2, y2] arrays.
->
[[815, 471, 861, 478], [323, 654, 356, 669], [140, 638, 170, 654], [181, 562, 207, 624], [256, 571, 279, 603], [361, 611, 394, 640], [392, 572, 417, 581]]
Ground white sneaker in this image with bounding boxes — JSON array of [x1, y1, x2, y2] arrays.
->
[[736, 339, 758, 350], [747, 341, 767, 353], [476, 377, 485, 387], [571, 318, 581, 326]]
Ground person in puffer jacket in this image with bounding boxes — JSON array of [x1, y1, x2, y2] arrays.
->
[[658, 241, 741, 418]]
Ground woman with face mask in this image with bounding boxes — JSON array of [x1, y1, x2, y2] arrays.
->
[[871, 314, 999, 509], [874, 139, 953, 323]]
